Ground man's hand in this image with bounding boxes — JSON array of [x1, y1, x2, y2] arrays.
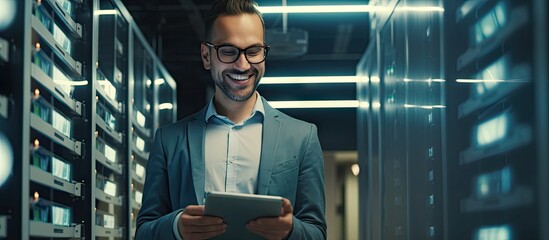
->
[[246, 198, 293, 240], [178, 205, 226, 240]]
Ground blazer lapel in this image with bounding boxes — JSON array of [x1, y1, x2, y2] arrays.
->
[[257, 99, 282, 194], [188, 109, 207, 204]]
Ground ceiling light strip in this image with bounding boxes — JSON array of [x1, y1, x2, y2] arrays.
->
[[94, 10, 117, 15], [268, 100, 359, 109], [261, 76, 365, 84], [257, 5, 444, 14], [456, 78, 531, 83]]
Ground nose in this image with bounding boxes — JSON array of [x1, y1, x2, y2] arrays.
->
[[233, 52, 251, 71]]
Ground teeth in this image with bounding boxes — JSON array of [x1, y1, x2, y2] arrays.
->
[[227, 73, 250, 80]]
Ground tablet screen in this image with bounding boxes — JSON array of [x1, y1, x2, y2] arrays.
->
[[204, 191, 283, 240]]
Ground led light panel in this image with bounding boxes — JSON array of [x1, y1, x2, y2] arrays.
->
[[51, 205, 70, 226], [476, 225, 512, 240], [103, 180, 117, 197], [475, 112, 509, 146], [135, 136, 145, 152], [473, 55, 509, 96], [104, 142, 117, 163], [51, 156, 71, 182], [53, 24, 72, 55], [472, 2, 508, 45], [52, 110, 71, 137], [135, 162, 145, 178], [98, 80, 117, 101], [136, 111, 146, 127], [103, 214, 115, 229], [134, 190, 143, 204]]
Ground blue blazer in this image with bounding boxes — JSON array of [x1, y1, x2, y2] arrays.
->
[[136, 98, 327, 239]]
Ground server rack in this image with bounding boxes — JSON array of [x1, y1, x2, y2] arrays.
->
[[0, 0, 177, 239], [95, 0, 129, 238], [357, 0, 445, 239], [444, 0, 548, 239], [357, 0, 548, 239], [0, 0, 28, 238]]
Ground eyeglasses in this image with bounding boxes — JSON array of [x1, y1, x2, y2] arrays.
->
[[204, 42, 270, 64]]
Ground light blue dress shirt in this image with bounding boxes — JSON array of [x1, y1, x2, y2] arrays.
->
[[172, 92, 265, 239], [204, 93, 265, 195]]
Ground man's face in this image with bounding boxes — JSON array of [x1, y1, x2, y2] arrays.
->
[[201, 14, 265, 102]]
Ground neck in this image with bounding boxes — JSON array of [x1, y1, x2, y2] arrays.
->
[[214, 92, 258, 124]]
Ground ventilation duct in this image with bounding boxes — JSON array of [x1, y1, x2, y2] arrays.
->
[[265, 28, 308, 59]]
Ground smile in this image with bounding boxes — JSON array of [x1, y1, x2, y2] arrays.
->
[[227, 73, 252, 81]]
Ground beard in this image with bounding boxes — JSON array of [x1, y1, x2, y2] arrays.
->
[[213, 68, 261, 101]]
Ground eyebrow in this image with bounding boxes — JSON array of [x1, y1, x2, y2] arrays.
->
[[212, 42, 265, 48]]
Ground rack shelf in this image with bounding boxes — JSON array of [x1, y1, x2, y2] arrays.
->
[[31, 17, 82, 76], [458, 82, 529, 118], [30, 166, 83, 197], [131, 199, 141, 210], [30, 113, 82, 156], [132, 119, 151, 139], [31, 64, 83, 116], [460, 124, 532, 165], [42, 0, 83, 38], [95, 188, 124, 206], [457, 6, 529, 71], [95, 149, 123, 175], [131, 145, 149, 161], [29, 221, 82, 238], [94, 225, 124, 238], [461, 186, 534, 212], [131, 169, 145, 185], [96, 114, 123, 144], [96, 81, 122, 114], [456, 0, 489, 22]]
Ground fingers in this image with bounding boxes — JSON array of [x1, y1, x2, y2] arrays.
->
[[178, 205, 227, 240], [184, 205, 205, 216], [246, 199, 293, 240], [281, 198, 293, 214]]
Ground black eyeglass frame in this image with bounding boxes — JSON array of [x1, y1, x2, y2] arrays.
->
[[204, 42, 270, 64]]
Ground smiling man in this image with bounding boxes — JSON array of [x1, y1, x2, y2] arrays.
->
[[135, 1, 326, 239]]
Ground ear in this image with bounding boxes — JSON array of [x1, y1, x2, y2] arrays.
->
[[201, 43, 211, 70]]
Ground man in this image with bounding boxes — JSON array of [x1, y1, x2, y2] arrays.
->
[[136, 0, 326, 239]]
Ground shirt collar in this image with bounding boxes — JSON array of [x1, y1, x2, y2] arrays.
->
[[205, 92, 265, 123]]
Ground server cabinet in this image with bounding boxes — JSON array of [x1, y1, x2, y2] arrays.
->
[[444, 0, 548, 239], [0, 0, 29, 238], [357, 0, 446, 239], [358, 0, 548, 239], [28, 0, 90, 238], [0, 0, 177, 239], [95, 0, 129, 238]]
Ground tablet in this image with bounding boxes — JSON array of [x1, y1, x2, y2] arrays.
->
[[204, 191, 283, 240]]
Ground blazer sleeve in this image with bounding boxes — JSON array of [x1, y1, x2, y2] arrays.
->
[[287, 124, 327, 240], [135, 128, 184, 239]]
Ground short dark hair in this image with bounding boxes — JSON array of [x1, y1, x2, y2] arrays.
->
[[204, 0, 265, 42]]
